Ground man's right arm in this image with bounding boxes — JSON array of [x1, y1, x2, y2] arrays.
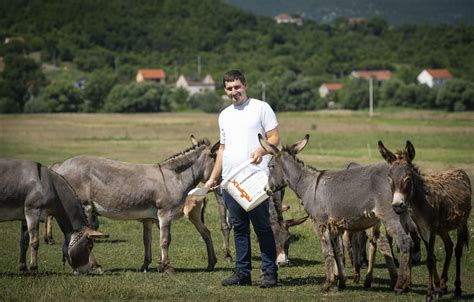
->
[[204, 144, 225, 190]]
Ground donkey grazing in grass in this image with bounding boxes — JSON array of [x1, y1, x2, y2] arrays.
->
[[259, 134, 412, 293], [0, 160, 107, 274], [53, 136, 219, 273], [378, 140, 472, 301]]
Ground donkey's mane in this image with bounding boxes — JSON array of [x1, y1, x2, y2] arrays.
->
[[161, 139, 210, 170], [282, 145, 320, 173]]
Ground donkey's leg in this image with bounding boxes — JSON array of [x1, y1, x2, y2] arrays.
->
[[187, 199, 217, 271], [374, 226, 398, 289], [385, 221, 412, 293], [215, 191, 232, 262], [25, 207, 41, 273], [331, 233, 346, 291], [157, 209, 174, 273], [437, 231, 453, 296], [454, 225, 468, 297], [424, 233, 437, 302], [314, 222, 336, 292], [140, 219, 154, 272], [44, 216, 55, 245], [346, 231, 361, 284], [18, 221, 29, 272], [363, 226, 376, 288]]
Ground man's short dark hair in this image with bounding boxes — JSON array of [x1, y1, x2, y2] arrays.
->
[[223, 70, 246, 87]]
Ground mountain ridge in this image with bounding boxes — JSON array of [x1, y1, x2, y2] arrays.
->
[[224, 0, 474, 25]]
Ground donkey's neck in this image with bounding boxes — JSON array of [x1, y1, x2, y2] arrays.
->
[[46, 168, 88, 234], [284, 155, 321, 202], [160, 150, 204, 194]]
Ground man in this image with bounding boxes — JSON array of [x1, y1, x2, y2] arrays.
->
[[205, 70, 280, 288]]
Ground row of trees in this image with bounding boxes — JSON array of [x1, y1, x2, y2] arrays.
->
[[2, 51, 471, 114], [1, 0, 474, 113]]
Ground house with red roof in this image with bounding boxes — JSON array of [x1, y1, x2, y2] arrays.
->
[[175, 74, 215, 96], [417, 69, 453, 88], [319, 83, 343, 98], [136, 69, 166, 83], [350, 70, 392, 82]]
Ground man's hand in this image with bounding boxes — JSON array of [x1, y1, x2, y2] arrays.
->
[[204, 178, 219, 191], [250, 147, 266, 164]]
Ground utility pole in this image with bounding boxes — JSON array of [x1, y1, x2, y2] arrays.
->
[[197, 55, 201, 79], [369, 77, 374, 118], [261, 82, 266, 102]]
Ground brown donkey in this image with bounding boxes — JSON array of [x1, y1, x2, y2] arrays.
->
[[378, 140, 471, 301]]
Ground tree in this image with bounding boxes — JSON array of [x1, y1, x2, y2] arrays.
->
[[103, 82, 170, 112], [189, 91, 227, 113], [82, 71, 118, 112], [25, 81, 84, 113], [436, 79, 474, 111]]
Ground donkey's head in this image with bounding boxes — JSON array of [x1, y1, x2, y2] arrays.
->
[[274, 214, 309, 266], [378, 140, 416, 214], [258, 134, 309, 195], [67, 227, 109, 274], [190, 135, 220, 183]]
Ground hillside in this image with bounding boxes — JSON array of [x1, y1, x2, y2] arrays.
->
[[1, 0, 473, 113], [225, 0, 474, 25]]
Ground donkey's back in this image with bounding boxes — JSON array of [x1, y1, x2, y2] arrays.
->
[[424, 168, 471, 232]]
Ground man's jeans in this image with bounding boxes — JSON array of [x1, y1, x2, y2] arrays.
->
[[222, 189, 277, 276]]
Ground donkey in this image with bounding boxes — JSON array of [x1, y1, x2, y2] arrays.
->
[[259, 134, 412, 293], [0, 159, 107, 274], [53, 135, 219, 273], [378, 140, 472, 301]]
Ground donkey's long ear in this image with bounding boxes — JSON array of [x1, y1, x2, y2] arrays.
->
[[378, 140, 397, 164], [190, 135, 198, 146], [211, 141, 220, 155], [405, 140, 415, 163], [291, 134, 309, 154], [286, 215, 309, 228], [258, 133, 279, 155]]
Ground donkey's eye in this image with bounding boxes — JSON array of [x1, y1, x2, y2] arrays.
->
[[403, 177, 411, 185]]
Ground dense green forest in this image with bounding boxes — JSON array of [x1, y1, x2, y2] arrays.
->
[[0, 0, 473, 113]]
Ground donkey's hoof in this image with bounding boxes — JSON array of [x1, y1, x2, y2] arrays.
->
[[139, 265, 149, 272], [157, 262, 174, 274], [18, 263, 28, 272], [205, 265, 215, 272], [165, 266, 175, 274], [364, 278, 373, 288], [337, 278, 346, 291], [320, 283, 332, 292], [353, 274, 360, 284], [454, 287, 462, 297], [394, 287, 407, 295]]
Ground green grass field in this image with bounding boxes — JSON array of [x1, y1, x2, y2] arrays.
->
[[0, 110, 473, 301]]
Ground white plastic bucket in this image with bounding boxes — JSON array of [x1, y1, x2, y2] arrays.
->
[[221, 159, 269, 212]]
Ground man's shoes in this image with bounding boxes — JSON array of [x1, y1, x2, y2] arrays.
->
[[260, 270, 278, 288], [222, 269, 252, 286]]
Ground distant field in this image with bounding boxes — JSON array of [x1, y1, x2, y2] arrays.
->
[[0, 110, 473, 301]]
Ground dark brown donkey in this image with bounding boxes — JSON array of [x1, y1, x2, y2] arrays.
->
[[0, 160, 107, 274], [378, 140, 472, 301], [53, 136, 219, 273], [259, 134, 410, 293]]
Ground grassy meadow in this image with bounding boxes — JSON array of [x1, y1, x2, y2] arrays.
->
[[0, 110, 473, 301]]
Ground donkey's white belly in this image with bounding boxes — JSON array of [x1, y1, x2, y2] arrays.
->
[[93, 201, 157, 220]]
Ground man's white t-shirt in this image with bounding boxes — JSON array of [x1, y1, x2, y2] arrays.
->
[[219, 98, 278, 179]]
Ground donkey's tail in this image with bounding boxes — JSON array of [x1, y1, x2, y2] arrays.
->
[[459, 223, 470, 250]]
